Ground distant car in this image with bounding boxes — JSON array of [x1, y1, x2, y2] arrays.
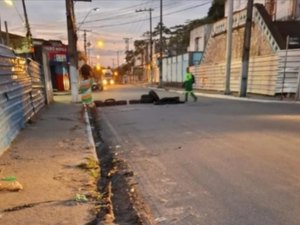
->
[[102, 70, 115, 86]]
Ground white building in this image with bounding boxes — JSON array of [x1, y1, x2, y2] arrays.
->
[[187, 24, 212, 52], [225, 0, 300, 20]]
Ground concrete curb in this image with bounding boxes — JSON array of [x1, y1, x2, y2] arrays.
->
[[84, 108, 98, 162], [147, 86, 300, 104]]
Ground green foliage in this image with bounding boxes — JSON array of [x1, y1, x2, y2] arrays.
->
[[207, 0, 225, 21]]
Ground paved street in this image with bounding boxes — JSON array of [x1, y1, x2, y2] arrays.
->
[[94, 85, 300, 225]]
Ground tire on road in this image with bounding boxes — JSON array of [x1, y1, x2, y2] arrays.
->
[[104, 98, 117, 106], [94, 100, 104, 107], [129, 99, 141, 104], [149, 90, 160, 102], [116, 100, 127, 105], [154, 97, 182, 105], [140, 94, 154, 104]]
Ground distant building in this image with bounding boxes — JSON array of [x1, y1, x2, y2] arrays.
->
[[225, 0, 300, 21], [191, 2, 300, 96], [187, 24, 212, 52]]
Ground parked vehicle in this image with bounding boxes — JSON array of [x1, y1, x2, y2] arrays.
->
[[92, 78, 103, 91], [102, 69, 115, 86]]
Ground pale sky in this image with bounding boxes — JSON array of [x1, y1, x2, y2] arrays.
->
[[0, 0, 212, 66]]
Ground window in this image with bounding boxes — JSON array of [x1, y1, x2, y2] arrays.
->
[[195, 37, 200, 51]]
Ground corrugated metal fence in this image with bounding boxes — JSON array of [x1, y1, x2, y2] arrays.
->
[[276, 49, 300, 95], [162, 53, 189, 86], [192, 49, 300, 96], [0, 45, 46, 155]]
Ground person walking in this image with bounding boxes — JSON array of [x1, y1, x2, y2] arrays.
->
[[183, 67, 197, 102]]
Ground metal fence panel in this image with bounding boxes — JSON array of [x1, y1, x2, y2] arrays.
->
[[0, 45, 46, 156], [192, 54, 279, 95], [276, 49, 300, 94]]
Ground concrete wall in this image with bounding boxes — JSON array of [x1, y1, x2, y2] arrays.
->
[[194, 3, 300, 96]]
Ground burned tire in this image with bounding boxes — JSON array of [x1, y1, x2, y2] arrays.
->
[[140, 94, 154, 104], [104, 98, 116, 106], [129, 99, 141, 104], [155, 97, 181, 105], [149, 90, 160, 102], [116, 100, 127, 105], [94, 100, 104, 107]]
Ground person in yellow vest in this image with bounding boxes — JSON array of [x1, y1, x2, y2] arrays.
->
[[79, 63, 95, 120], [183, 67, 197, 102]]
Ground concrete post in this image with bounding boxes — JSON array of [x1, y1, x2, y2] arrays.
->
[[225, 0, 233, 95]]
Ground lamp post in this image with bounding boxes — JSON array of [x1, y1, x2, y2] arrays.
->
[[77, 7, 99, 30], [77, 8, 99, 59], [4, 0, 32, 51]]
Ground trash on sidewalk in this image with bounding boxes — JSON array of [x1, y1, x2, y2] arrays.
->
[[0, 176, 23, 192], [74, 193, 88, 203]]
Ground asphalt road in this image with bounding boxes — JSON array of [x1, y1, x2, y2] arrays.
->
[[94, 85, 300, 225]]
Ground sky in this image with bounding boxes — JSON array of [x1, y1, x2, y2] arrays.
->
[[0, 0, 212, 67]]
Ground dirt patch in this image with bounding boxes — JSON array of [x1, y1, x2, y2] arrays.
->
[[87, 108, 155, 225]]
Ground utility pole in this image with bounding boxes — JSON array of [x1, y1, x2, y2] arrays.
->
[[123, 38, 131, 52], [21, 0, 32, 50], [84, 30, 87, 57], [239, 0, 254, 97], [159, 0, 163, 87], [66, 0, 79, 102], [117, 50, 120, 68], [136, 8, 154, 83], [225, 0, 233, 95], [0, 17, 3, 44], [83, 29, 92, 58], [4, 21, 10, 46]]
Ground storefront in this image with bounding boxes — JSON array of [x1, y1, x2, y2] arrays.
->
[[43, 45, 70, 92]]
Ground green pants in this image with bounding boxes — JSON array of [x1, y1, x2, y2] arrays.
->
[[185, 91, 197, 102]]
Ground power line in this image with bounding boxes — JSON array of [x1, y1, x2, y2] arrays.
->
[[83, 2, 211, 29]]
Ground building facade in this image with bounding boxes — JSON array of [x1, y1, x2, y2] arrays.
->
[[225, 0, 300, 21]]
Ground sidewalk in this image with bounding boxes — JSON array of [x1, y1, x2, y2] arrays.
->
[[0, 95, 98, 225]]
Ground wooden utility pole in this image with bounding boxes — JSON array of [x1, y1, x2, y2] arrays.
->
[[0, 17, 3, 45], [239, 0, 254, 97], [136, 8, 154, 83], [159, 0, 163, 87], [66, 0, 79, 102], [22, 0, 32, 50], [4, 21, 10, 46]]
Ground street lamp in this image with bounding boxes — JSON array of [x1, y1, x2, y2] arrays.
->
[[4, 0, 13, 6], [77, 7, 100, 59], [77, 7, 99, 30], [97, 40, 104, 48], [4, 0, 32, 52]]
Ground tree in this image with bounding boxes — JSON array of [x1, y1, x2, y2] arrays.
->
[[207, 0, 225, 21], [129, 0, 226, 62]]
